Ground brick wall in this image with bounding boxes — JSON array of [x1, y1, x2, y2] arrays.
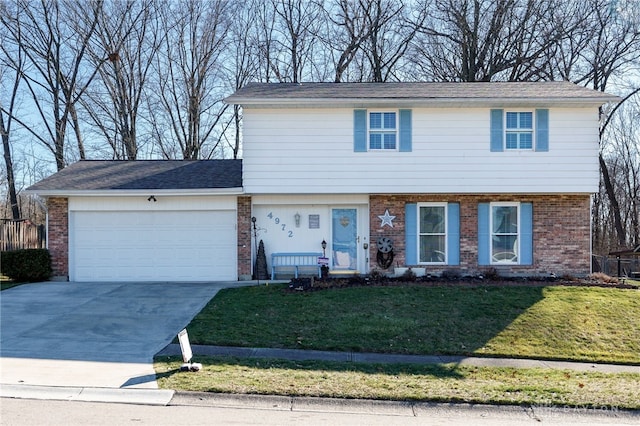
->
[[237, 196, 252, 279], [47, 197, 69, 280], [369, 194, 591, 277]]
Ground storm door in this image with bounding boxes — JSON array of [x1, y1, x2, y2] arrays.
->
[[331, 208, 358, 272]]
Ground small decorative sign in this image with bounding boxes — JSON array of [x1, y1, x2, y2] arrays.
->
[[178, 328, 202, 372], [378, 209, 396, 228], [309, 214, 320, 229], [178, 329, 192, 363], [317, 256, 329, 265]]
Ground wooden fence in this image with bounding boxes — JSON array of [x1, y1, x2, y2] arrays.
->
[[0, 221, 46, 251]]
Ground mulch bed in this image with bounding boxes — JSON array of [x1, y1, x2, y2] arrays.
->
[[287, 273, 640, 292]]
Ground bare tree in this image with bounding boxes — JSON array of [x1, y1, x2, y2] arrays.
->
[[412, 0, 564, 82], [362, 0, 425, 82], [269, 0, 323, 83], [81, 0, 162, 160], [0, 0, 22, 219], [574, 0, 640, 249], [317, 0, 374, 82], [152, 0, 230, 160], [223, 1, 261, 159], [0, 0, 104, 171]]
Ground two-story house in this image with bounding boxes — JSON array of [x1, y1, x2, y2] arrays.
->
[[27, 82, 618, 282]]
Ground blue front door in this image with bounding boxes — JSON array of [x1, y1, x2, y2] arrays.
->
[[331, 208, 357, 271]]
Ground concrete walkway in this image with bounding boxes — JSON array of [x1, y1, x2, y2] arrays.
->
[[157, 344, 640, 374]]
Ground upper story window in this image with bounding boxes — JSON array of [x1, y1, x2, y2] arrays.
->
[[490, 109, 548, 152], [354, 109, 411, 152], [505, 111, 533, 149], [369, 112, 397, 150]]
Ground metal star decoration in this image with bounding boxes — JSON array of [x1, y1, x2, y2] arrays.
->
[[378, 209, 396, 228]]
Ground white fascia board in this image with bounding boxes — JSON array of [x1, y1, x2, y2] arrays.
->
[[23, 187, 245, 197], [225, 97, 620, 108]]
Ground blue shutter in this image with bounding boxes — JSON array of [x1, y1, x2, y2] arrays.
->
[[405, 203, 417, 265], [490, 109, 504, 152], [447, 203, 460, 265], [399, 109, 412, 152], [478, 203, 490, 265], [535, 109, 549, 152], [520, 202, 533, 265], [354, 109, 367, 152]]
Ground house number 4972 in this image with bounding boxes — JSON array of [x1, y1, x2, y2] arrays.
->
[[267, 212, 293, 238]]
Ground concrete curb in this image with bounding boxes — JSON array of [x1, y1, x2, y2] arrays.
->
[[170, 391, 640, 422], [1, 384, 174, 406], [156, 344, 640, 374], [4, 384, 640, 422]]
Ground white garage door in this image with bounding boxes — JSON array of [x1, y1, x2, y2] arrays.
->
[[71, 210, 236, 282]]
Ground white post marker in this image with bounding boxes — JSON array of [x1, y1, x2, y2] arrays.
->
[[177, 328, 202, 372]]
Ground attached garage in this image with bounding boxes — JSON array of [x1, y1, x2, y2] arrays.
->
[[26, 160, 243, 283], [69, 198, 237, 282]]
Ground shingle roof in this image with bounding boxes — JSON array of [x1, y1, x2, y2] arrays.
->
[[225, 81, 620, 107], [27, 160, 242, 193]]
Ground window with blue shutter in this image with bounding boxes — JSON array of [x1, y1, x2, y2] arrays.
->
[[491, 109, 550, 152], [405, 202, 460, 265], [479, 202, 533, 265], [354, 109, 412, 152]]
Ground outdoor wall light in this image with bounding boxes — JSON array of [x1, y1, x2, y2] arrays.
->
[[147, 195, 157, 202], [321, 239, 327, 256], [294, 212, 301, 227]]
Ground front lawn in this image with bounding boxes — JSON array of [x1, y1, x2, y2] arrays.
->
[[182, 284, 640, 364]]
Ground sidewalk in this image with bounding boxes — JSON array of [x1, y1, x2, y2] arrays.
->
[[157, 343, 640, 374], [3, 344, 639, 413]]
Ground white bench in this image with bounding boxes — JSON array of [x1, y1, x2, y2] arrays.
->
[[271, 252, 322, 280]]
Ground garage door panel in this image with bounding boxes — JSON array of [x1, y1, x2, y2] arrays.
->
[[71, 210, 236, 282]]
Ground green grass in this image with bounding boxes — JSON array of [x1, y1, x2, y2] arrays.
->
[[184, 284, 640, 364], [154, 356, 640, 409]]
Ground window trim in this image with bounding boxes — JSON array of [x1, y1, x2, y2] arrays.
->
[[368, 110, 398, 151], [489, 201, 521, 265], [505, 110, 534, 150], [417, 202, 448, 265]]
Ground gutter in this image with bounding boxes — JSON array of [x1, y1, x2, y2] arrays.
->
[[22, 187, 245, 198], [224, 96, 622, 108]]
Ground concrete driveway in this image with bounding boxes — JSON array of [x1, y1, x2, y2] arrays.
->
[[0, 281, 249, 389]]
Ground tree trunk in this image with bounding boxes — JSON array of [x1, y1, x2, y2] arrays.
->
[[599, 153, 626, 248], [1, 115, 20, 219]]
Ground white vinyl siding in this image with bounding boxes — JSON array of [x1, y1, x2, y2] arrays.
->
[[242, 107, 600, 194]]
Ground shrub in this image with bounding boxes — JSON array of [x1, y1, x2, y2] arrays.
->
[[401, 268, 417, 282], [1, 249, 52, 282]]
